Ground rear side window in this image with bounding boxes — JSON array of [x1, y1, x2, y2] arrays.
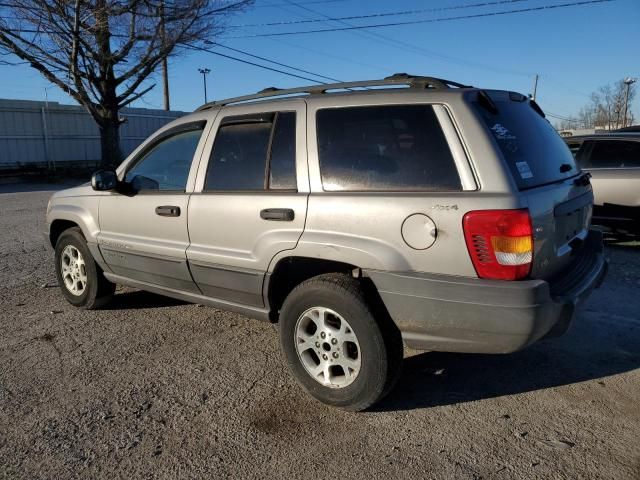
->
[[205, 112, 297, 191], [268, 112, 297, 189], [316, 105, 461, 191], [473, 92, 578, 190], [583, 140, 640, 168], [206, 122, 271, 190]]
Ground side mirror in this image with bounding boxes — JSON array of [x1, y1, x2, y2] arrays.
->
[[91, 170, 118, 191]]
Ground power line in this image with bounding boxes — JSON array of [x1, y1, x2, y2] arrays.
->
[[226, 0, 616, 38], [276, 0, 406, 74], [253, 0, 351, 7], [0, 27, 342, 85], [183, 44, 335, 84], [260, 0, 613, 101], [0, 21, 345, 84], [281, 0, 533, 78], [231, 0, 528, 28], [206, 42, 344, 82], [541, 74, 592, 98], [546, 112, 576, 121], [264, 36, 391, 74], [545, 111, 587, 126]]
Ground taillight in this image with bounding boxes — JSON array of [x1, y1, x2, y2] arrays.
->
[[463, 209, 533, 280]]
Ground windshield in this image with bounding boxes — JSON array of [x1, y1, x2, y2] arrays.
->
[[473, 91, 579, 190]]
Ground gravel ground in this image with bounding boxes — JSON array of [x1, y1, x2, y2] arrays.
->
[[0, 183, 639, 479]]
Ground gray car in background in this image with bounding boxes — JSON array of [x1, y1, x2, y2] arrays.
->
[[46, 74, 607, 410], [565, 133, 640, 234]]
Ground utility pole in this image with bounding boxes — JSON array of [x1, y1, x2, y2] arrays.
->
[[160, 0, 170, 110], [161, 62, 170, 111], [198, 68, 211, 103], [532, 74, 539, 101], [622, 77, 636, 128]]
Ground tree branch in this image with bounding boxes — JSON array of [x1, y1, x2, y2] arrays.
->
[[119, 82, 156, 108]]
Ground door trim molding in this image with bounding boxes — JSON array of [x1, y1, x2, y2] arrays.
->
[[104, 273, 270, 322]]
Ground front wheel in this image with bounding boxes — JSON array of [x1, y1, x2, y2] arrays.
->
[[54, 227, 115, 309], [279, 273, 403, 411]]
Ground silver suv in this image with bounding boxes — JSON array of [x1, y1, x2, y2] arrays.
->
[[565, 133, 640, 234], [46, 74, 607, 411]]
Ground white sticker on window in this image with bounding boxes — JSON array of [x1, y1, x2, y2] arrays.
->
[[490, 123, 516, 140], [516, 161, 533, 179]]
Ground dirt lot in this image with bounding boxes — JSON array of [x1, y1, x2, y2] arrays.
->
[[1, 183, 639, 479]]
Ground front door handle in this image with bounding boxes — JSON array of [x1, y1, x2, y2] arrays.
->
[[155, 205, 181, 217], [260, 208, 295, 221]]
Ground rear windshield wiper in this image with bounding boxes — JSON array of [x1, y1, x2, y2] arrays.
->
[[477, 90, 498, 114]]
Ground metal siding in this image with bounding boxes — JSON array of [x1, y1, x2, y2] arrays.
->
[[0, 98, 185, 169]]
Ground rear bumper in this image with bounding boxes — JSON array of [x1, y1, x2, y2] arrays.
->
[[367, 230, 607, 354]]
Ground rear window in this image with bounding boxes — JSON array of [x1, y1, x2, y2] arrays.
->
[[316, 105, 461, 191], [473, 92, 578, 190]]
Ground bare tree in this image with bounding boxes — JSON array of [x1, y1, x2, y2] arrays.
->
[[0, 0, 251, 167], [577, 79, 636, 130]]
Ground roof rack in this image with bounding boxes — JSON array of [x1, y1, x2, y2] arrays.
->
[[196, 73, 472, 111]]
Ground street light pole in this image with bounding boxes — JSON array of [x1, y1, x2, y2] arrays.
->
[[622, 77, 636, 128], [198, 68, 211, 104]]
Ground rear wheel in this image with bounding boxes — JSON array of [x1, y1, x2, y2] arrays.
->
[[279, 273, 403, 411], [54, 227, 115, 309]]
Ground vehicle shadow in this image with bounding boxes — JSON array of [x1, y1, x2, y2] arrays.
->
[[376, 301, 640, 412], [104, 289, 187, 310]]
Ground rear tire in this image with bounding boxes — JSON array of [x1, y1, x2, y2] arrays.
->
[[54, 227, 115, 309], [279, 273, 403, 411]]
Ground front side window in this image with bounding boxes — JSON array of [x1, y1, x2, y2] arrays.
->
[[125, 127, 203, 191], [205, 112, 297, 191], [316, 105, 461, 191], [585, 140, 640, 168]]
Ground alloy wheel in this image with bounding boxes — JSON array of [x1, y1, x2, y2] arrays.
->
[[60, 245, 87, 296], [294, 306, 362, 388]]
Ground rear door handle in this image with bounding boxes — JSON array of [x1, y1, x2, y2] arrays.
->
[[260, 208, 295, 221], [155, 205, 181, 217]]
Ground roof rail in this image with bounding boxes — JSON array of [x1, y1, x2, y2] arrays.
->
[[196, 73, 472, 111]]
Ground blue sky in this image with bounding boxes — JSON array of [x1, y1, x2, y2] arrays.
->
[[1, 0, 639, 122]]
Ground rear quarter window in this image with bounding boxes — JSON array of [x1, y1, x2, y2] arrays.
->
[[316, 105, 461, 191], [473, 92, 578, 190]]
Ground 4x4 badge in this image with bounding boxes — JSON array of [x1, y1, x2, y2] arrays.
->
[[432, 204, 458, 211]]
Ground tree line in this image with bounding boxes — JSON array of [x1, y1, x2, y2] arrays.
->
[[557, 79, 636, 131]]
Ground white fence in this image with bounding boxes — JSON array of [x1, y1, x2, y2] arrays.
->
[[0, 98, 186, 170]]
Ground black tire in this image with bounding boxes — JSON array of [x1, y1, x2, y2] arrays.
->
[[54, 227, 115, 309], [279, 273, 403, 411]]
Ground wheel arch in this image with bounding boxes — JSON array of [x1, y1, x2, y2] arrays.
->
[[265, 256, 355, 322], [47, 203, 100, 247], [48, 203, 110, 272], [49, 219, 82, 248], [265, 256, 391, 324]]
